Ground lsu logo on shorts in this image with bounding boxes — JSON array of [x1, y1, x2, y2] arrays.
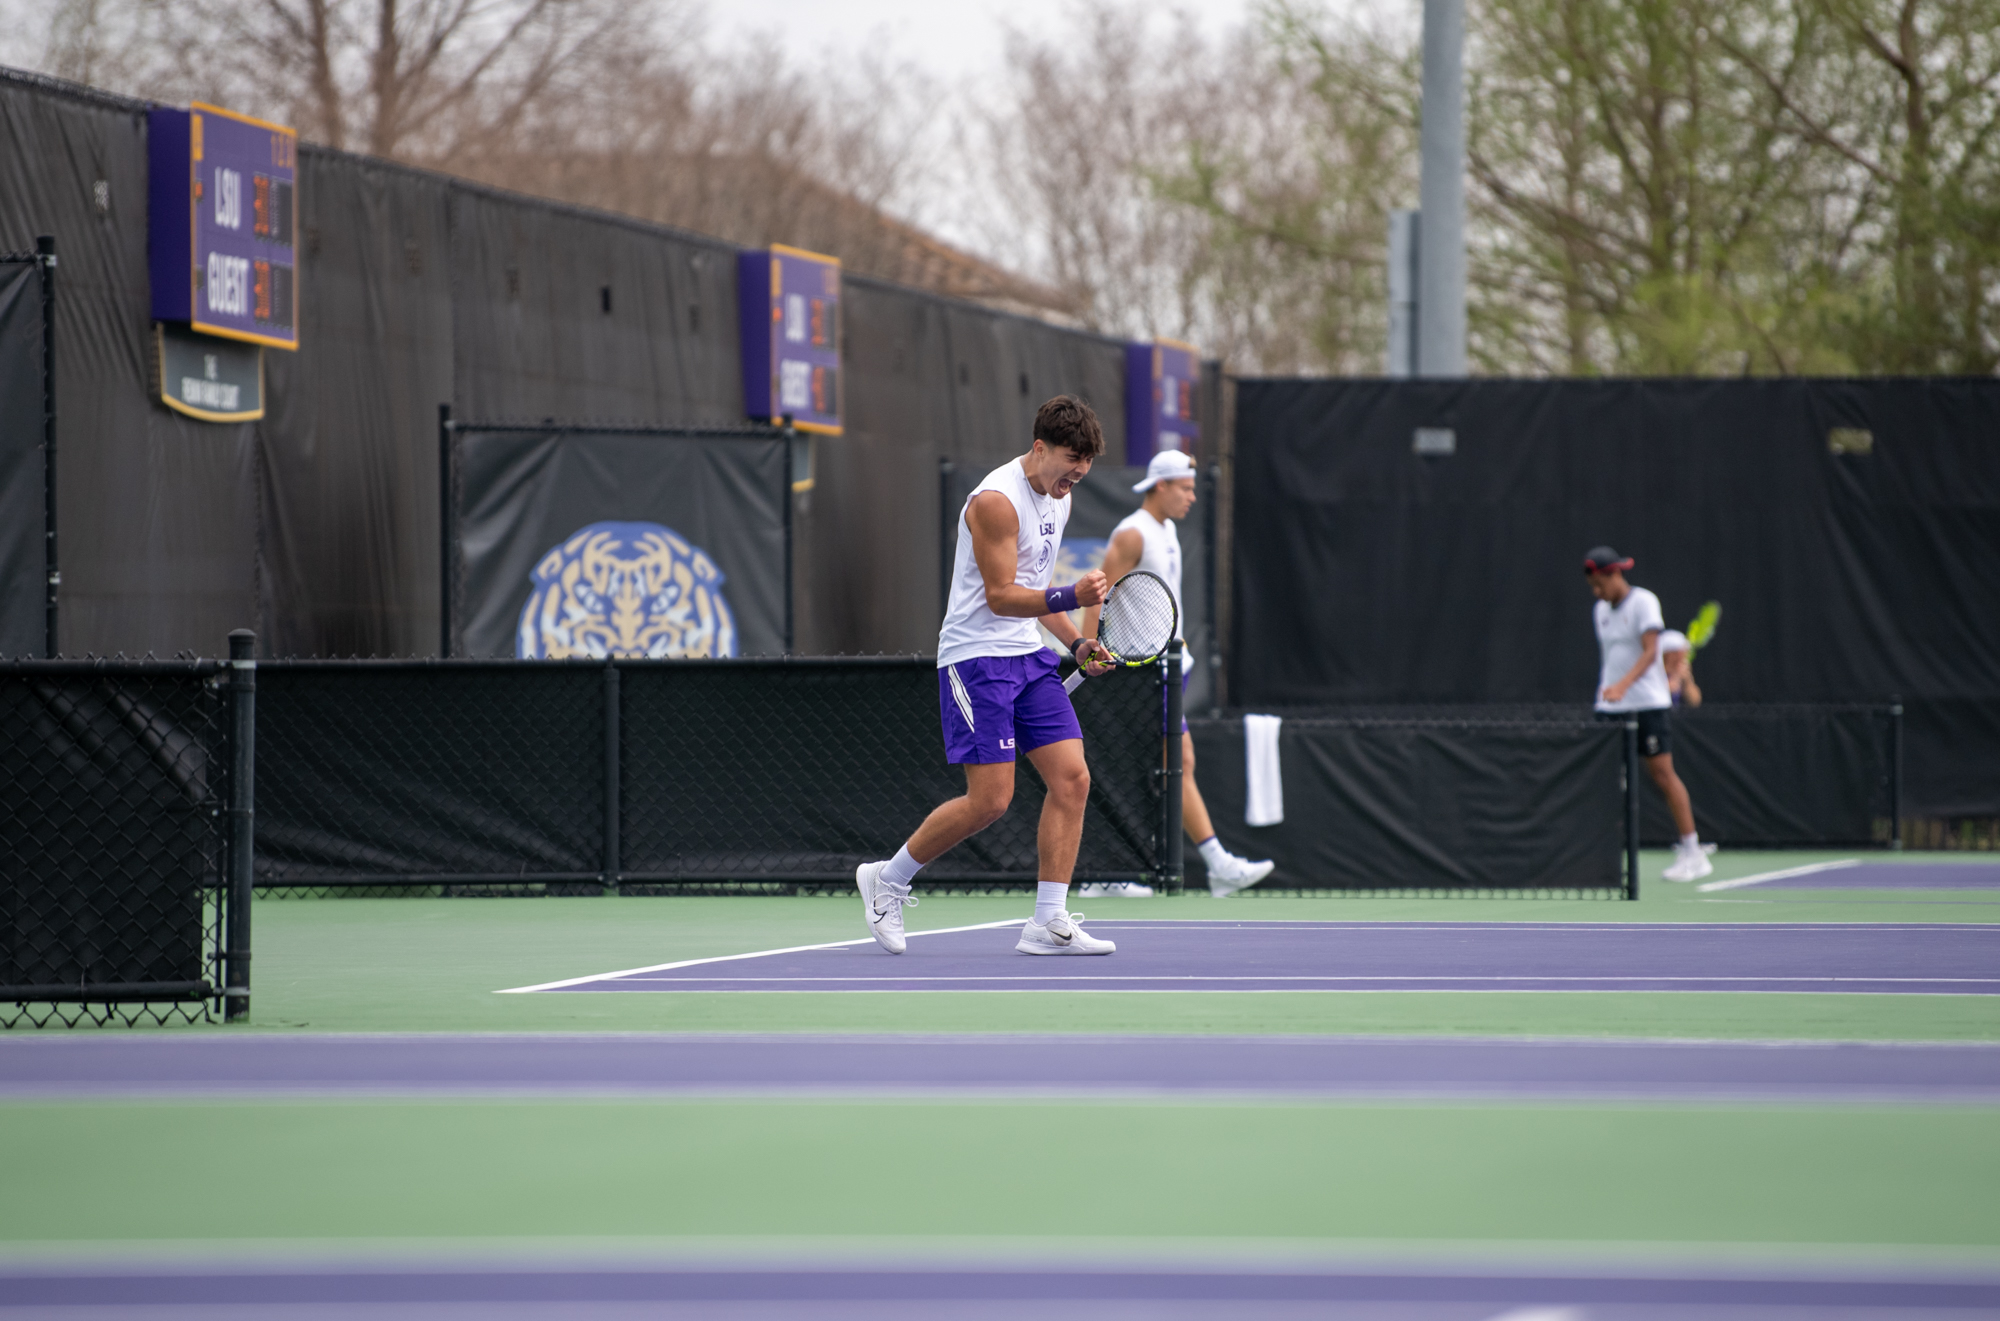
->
[[517, 520, 736, 659]]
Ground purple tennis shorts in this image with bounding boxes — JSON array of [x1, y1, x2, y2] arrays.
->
[[938, 650, 1081, 764]]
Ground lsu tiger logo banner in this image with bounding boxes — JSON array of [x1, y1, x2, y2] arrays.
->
[[517, 521, 737, 659]]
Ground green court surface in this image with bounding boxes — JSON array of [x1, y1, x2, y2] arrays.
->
[[5, 847, 1997, 1262], [225, 849, 2000, 1038], [3, 1099, 1997, 1247]]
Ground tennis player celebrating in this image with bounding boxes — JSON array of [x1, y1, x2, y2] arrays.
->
[[1584, 546, 1714, 882], [1084, 449, 1275, 898], [856, 396, 1118, 956]]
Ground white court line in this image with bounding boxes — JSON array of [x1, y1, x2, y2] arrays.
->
[[1697, 859, 1864, 892], [609, 974, 2000, 985], [496, 919, 1028, 993]]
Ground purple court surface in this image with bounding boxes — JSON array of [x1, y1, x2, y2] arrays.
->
[[6, 1033, 1998, 1102], [2, 1261, 1997, 1317], [1705, 860, 2000, 891], [517, 920, 2000, 995]]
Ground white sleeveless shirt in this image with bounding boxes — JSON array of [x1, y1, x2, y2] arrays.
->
[[937, 457, 1070, 667], [1111, 506, 1192, 670]]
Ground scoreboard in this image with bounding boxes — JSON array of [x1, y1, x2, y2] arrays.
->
[[738, 244, 841, 434], [1124, 338, 1202, 465], [148, 102, 299, 351]]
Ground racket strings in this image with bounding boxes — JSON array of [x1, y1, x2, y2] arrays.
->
[[1099, 574, 1177, 661]]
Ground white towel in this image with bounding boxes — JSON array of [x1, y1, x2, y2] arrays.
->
[[1243, 713, 1284, 827]]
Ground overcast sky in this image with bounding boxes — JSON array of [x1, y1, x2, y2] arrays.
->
[[713, 0, 1262, 87]]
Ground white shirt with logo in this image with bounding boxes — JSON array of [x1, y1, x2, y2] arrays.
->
[[1110, 507, 1192, 671], [1594, 585, 1671, 712], [937, 457, 1070, 667]]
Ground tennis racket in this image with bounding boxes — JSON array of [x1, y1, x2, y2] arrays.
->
[[1685, 600, 1722, 653], [1062, 569, 1179, 694]]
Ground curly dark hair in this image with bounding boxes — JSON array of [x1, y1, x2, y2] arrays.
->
[[1032, 395, 1105, 458]]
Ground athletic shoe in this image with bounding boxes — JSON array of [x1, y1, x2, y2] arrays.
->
[[1076, 881, 1155, 898], [1207, 853, 1277, 897], [856, 860, 918, 954], [1015, 911, 1116, 955], [1662, 844, 1714, 883], [1702, 842, 1719, 855]]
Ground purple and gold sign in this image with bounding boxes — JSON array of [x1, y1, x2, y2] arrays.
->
[[737, 244, 841, 435], [1124, 338, 1202, 465], [149, 102, 299, 350]]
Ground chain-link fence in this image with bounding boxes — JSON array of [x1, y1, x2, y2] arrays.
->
[[2, 660, 239, 1026], [255, 656, 1174, 896], [1187, 710, 1636, 899]]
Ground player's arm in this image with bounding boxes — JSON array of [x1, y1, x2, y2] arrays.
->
[[1603, 628, 1661, 703], [1680, 666, 1702, 708], [1083, 527, 1144, 639]]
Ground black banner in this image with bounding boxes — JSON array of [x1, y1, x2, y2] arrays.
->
[[0, 260, 42, 658], [454, 428, 790, 659], [1188, 715, 1625, 892], [1231, 379, 2000, 816]]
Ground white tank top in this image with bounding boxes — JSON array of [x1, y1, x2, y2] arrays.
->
[[937, 458, 1070, 667], [1111, 507, 1192, 670]]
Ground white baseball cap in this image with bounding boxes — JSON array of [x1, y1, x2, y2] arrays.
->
[[1132, 448, 1197, 492], [1658, 629, 1691, 654]]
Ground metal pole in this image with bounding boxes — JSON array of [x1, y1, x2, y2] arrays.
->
[[781, 416, 795, 656], [225, 629, 257, 1021], [1624, 716, 1640, 900], [1204, 463, 1219, 717], [37, 236, 57, 658], [1417, 0, 1466, 376], [938, 458, 956, 620], [1890, 696, 1904, 851], [1162, 646, 1185, 894], [603, 662, 621, 894], [1386, 210, 1419, 376], [438, 404, 454, 659]]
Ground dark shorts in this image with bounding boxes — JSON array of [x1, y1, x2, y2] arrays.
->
[[939, 650, 1082, 765], [1598, 707, 1672, 758]]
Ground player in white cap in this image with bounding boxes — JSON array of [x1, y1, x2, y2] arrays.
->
[[1083, 449, 1277, 898]]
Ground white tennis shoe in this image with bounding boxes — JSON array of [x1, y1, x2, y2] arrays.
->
[[1015, 911, 1116, 955], [1207, 853, 1276, 897], [1662, 843, 1715, 883], [1076, 881, 1155, 898], [855, 860, 918, 953]]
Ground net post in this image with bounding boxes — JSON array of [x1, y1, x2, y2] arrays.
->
[[437, 404, 454, 659], [602, 661, 621, 894], [1623, 716, 1640, 901], [1162, 645, 1185, 894], [37, 235, 57, 658], [225, 630, 257, 1021], [1889, 695, 1904, 851]]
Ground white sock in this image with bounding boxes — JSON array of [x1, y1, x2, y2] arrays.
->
[[1033, 881, 1068, 925], [1678, 832, 1700, 851], [881, 845, 923, 891], [1197, 836, 1228, 868]]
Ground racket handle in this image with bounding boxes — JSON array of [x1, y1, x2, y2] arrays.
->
[[1062, 669, 1086, 695]]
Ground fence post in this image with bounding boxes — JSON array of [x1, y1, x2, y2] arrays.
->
[[1889, 695, 1904, 851], [438, 404, 454, 658], [1623, 716, 1640, 900], [37, 236, 57, 658], [938, 457, 956, 619], [225, 629, 257, 1020], [603, 661, 621, 894], [781, 416, 795, 655], [1161, 646, 1185, 894]]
